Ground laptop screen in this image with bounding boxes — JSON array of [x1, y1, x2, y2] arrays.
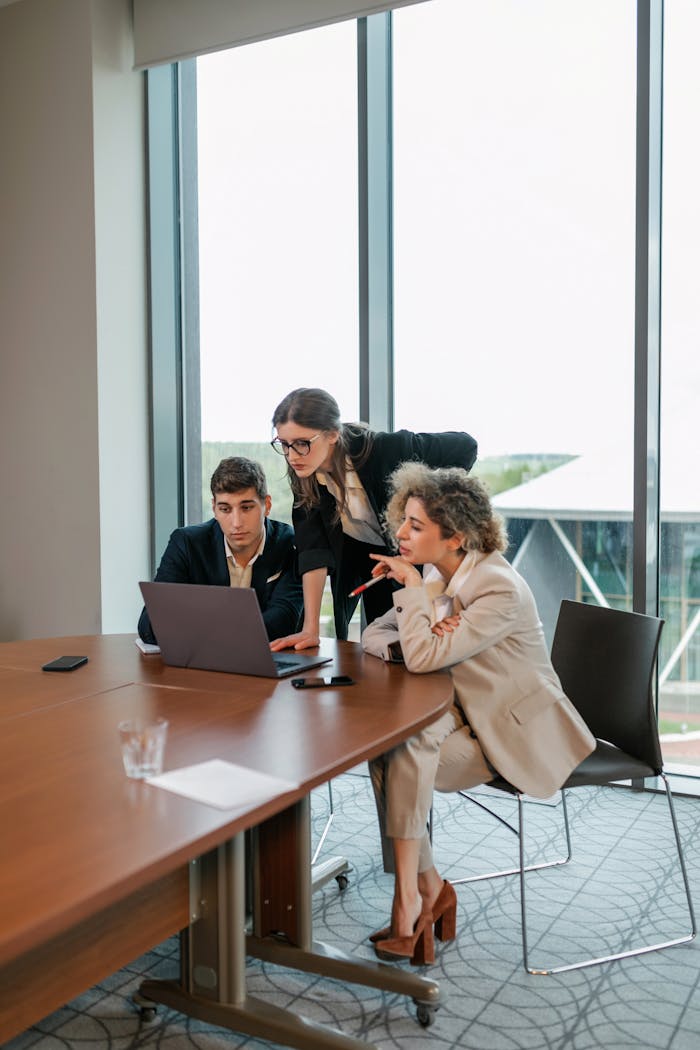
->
[[139, 582, 331, 678]]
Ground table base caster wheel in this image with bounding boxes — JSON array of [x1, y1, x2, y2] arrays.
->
[[416, 1001, 438, 1027], [133, 992, 158, 1023]]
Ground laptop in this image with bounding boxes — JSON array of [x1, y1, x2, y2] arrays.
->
[[139, 581, 332, 678]]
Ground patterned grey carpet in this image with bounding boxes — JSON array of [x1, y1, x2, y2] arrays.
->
[[7, 774, 700, 1050]]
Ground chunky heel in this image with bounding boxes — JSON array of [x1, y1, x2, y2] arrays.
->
[[432, 879, 458, 943], [411, 916, 435, 966], [434, 902, 456, 942]]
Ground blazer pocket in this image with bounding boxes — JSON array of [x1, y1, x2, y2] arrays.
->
[[266, 571, 282, 583], [509, 683, 562, 725]]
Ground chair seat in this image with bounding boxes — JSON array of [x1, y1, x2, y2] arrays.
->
[[486, 740, 657, 797], [564, 739, 657, 788]]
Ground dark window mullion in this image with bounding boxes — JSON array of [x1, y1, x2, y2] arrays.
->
[[146, 64, 184, 569], [633, 0, 663, 618]]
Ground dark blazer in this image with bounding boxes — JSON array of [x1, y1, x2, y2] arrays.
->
[[292, 429, 478, 639], [138, 517, 303, 644]]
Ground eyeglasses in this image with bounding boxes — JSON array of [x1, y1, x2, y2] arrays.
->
[[270, 434, 321, 457]]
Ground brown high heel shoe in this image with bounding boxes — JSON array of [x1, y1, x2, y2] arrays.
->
[[431, 879, 457, 942], [374, 911, 435, 966], [369, 923, 391, 943], [370, 879, 458, 944]]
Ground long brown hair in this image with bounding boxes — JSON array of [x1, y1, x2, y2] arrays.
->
[[272, 388, 374, 515]]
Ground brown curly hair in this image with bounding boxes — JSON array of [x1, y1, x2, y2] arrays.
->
[[383, 462, 508, 554]]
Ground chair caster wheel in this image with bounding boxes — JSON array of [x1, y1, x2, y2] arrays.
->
[[335, 873, 349, 891], [133, 993, 157, 1023], [416, 1002, 437, 1027]]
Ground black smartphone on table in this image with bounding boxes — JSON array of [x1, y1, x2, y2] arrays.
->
[[41, 655, 89, 672], [291, 675, 354, 689]]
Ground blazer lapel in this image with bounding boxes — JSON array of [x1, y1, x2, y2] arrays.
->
[[446, 551, 485, 609], [210, 521, 231, 586]]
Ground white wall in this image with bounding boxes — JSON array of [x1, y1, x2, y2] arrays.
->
[[0, 0, 150, 640]]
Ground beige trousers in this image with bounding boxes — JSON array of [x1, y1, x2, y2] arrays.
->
[[369, 703, 493, 874]]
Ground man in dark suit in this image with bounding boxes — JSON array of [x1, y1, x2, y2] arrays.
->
[[138, 457, 303, 644]]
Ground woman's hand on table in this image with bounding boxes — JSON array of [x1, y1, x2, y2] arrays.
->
[[270, 629, 321, 652]]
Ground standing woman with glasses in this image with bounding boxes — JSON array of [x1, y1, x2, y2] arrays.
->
[[269, 388, 477, 651]]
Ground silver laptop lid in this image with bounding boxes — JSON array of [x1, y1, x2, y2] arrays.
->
[[139, 582, 331, 678]]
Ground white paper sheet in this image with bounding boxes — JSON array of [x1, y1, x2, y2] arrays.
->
[[134, 637, 161, 654], [146, 758, 299, 811]]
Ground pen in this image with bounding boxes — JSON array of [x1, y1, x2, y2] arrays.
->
[[348, 574, 386, 598]]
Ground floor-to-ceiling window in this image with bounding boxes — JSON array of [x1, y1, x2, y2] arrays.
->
[[195, 22, 359, 526], [659, 0, 700, 769], [150, 1, 698, 776], [392, 0, 637, 642]]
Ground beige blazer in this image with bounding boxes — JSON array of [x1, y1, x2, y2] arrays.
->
[[361, 550, 595, 799]]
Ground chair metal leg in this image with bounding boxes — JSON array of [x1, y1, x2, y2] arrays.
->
[[310, 781, 351, 894], [450, 789, 572, 886], [519, 779, 696, 975], [660, 773, 697, 935], [457, 790, 521, 835], [311, 781, 335, 867]]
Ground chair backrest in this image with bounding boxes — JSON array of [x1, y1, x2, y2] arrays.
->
[[550, 600, 664, 772]]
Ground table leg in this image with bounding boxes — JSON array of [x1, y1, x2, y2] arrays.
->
[[247, 797, 441, 1013], [138, 834, 382, 1050]]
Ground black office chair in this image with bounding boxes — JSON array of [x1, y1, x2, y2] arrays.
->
[[447, 599, 696, 974]]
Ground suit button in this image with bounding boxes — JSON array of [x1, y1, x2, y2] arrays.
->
[[396, 606, 403, 613]]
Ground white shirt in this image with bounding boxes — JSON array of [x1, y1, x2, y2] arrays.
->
[[224, 529, 266, 589], [423, 551, 477, 623], [316, 461, 384, 546]]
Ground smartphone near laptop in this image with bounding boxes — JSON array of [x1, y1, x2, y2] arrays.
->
[[139, 581, 332, 679], [42, 655, 88, 672], [292, 676, 354, 689]]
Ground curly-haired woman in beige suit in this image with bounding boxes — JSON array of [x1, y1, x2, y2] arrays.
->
[[361, 464, 595, 965]]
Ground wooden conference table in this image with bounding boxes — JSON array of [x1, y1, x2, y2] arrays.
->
[[0, 634, 453, 1049]]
